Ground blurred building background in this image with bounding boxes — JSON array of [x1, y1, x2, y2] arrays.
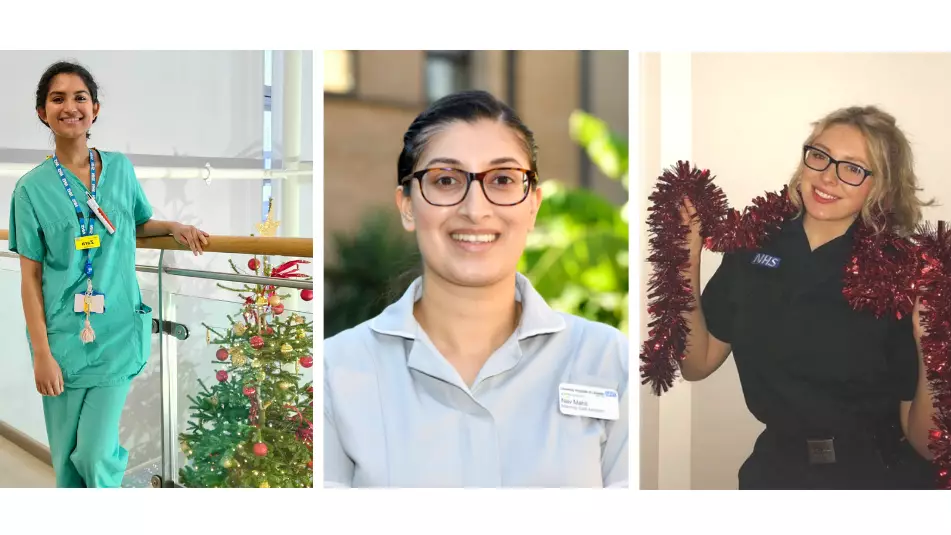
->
[[324, 50, 629, 337]]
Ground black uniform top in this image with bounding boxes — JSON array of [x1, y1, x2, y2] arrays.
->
[[701, 216, 919, 437]]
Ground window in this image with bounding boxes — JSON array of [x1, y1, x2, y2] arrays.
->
[[263, 50, 274, 220], [324, 50, 355, 94], [425, 51, 471, 103]]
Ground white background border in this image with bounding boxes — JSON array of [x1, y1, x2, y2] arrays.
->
[[2, 0, 950, 533]]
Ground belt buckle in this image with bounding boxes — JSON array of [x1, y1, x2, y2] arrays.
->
[[806, 438, 836, 464]]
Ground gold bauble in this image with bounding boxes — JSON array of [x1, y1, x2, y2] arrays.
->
[[222, 458, 234, 469], [255, 295, 268, 306], [256, 371, 266, 382], [259, 481, 270, 488], [278, 382, 291, 391], [234, 322, 248, 336], [269, 295, 282, 307], [251, 359, 262, 369], [294, 315, 305, 325], [280, 343, 293, 354], [232, 354, 247, 367], [209, 395, 219, 407], [297, 329, 306, 339]]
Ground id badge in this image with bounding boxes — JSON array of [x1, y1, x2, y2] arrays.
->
[[558, 383, 620, 421], [75, 235, 101, 250], [74, 293, 105, 314]]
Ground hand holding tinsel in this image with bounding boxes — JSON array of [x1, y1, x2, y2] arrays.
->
[[640, 161, 796, 395]]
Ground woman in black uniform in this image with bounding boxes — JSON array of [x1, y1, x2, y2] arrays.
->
[[680, 105, 938, 489]]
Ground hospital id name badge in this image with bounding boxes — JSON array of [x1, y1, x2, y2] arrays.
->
[[558, 383, 619, 421], [75, 293, 105, 314], [75, 235, 101, 250]]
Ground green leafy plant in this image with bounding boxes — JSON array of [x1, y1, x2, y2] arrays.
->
[[324, 211, 420, 338], [519, 111, 629, 333]]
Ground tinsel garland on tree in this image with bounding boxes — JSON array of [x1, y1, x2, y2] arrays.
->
[[640, 161, 951, 488]]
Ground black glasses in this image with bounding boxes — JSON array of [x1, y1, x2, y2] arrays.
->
[[802, 145, 873, 187], [401, 167, 537, 207]]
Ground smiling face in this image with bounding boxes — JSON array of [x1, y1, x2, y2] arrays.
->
[[37, 73, 99, 140], [798, 123, 874, 225], [396, 119, 542, 288]]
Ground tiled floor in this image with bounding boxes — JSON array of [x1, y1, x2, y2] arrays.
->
[[0, 435, 55, 488]]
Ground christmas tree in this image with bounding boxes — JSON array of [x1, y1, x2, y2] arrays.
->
[[178, 201, 315, 488]]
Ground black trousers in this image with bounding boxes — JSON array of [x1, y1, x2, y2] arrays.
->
[[738, 428, 938, 490]]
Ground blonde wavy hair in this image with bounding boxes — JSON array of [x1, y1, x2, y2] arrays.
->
[[788, 105, 934, 236]]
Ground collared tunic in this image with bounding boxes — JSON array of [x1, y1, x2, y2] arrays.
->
[[10, 150, 154, 389], [324, 273, 629, 488]]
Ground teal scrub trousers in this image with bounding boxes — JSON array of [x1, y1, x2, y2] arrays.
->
[[42, 381, 132, 488]]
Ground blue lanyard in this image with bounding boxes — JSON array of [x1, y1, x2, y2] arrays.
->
[[52, 150, 96, 278]]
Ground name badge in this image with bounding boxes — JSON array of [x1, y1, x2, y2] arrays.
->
[[751, 253, 781, 268], [558, 383, 619, 421], [75, 235, 101, 250], [74, 293, 105, 314]]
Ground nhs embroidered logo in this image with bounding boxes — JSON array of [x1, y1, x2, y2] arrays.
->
[[751, 253, 781, 268]]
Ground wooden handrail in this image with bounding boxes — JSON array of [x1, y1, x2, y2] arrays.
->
[[0, 229, 313, 258]]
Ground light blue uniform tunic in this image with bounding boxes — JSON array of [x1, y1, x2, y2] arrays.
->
[[324, 273, 629, 488]]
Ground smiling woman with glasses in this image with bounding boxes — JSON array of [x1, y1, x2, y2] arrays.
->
[[676, 105, 938, 490], [323, 90, 628, 488]]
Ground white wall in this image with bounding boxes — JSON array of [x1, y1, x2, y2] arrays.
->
[[642, 52, 951, 489], [0, 51, 263, 160]]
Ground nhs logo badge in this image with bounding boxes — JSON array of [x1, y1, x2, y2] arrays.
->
[[751, 253, 781, 268]]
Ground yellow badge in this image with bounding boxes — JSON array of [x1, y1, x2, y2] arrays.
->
[[75, 235, 101, 250]]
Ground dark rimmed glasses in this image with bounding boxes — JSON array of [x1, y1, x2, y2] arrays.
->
[[802, 145, 873, 187], [401, 167, 538, 206]]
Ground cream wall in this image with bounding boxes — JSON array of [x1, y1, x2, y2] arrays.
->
[[640, 52, 951, 489]]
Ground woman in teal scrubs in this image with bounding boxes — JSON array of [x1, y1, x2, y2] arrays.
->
[[9, 61, 210, 488]]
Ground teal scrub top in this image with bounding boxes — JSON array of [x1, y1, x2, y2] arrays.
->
[[9, 150, 154, 389]]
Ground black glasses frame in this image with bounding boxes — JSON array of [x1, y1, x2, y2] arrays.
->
[[802, 145, 873, 187], [400, 167, 538, 207]]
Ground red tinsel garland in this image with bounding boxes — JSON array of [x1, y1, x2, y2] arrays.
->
[[640, 161, 951, 488]]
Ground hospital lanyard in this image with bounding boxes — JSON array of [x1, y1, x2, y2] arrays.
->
[[52, 149, 96, 278]]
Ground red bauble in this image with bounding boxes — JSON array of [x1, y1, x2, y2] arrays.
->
[[245, 296, 254, 305], [307, 460, 313, 469], [243, 386, 257, 397], [248, 258, 260, 271], [272, 303, 285, 315], [253, 442, 268, 457], [216, 370, 228, 382], [307, 386, 313, 394], [300, 289, 313, 301], [215, 348, 229, 361], [266, 326, 275, 335], [250, 336, 265, 350], [299, 355, 313, 368]]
